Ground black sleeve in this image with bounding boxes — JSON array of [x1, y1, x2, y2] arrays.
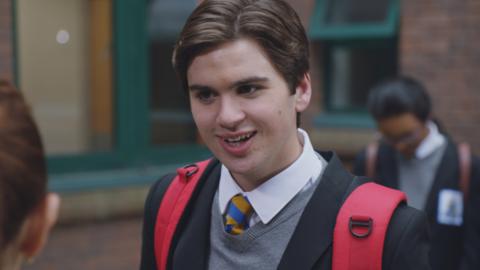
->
[[460, 156, 480, 270], [139, 173, 176, 270], [352, 149, 367, 176], [383, 204, 431, 270]]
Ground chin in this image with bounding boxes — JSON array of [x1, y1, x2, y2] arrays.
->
[[401, 152, 415, 159], [222, 156, 253, 172]]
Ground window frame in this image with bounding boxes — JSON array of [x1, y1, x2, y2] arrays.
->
[[309, 0, 400, 128], [12, 0, 210, 191], [309, 0, 400, 41]]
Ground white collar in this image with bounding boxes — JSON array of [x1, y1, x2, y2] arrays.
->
[[218, 128, 325, 224], [415, 121, 446, 159]]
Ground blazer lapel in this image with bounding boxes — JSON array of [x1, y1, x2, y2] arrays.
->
[[424, 140, 457, 222], [278, 153, 354, 270], [171, 161, 221, 270]]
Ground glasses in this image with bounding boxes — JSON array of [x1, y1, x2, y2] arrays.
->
[[380, 126, 423, 146]]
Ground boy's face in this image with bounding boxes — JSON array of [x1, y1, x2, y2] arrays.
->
[[377, 113, 428, 159], [187, 38, 311, 191]]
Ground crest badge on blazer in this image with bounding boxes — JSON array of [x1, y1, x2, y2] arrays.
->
[[437, 189, 463, 226]]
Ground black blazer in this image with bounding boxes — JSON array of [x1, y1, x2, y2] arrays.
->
[[141, 152, 430, 270], [354, 140, 480, 270]]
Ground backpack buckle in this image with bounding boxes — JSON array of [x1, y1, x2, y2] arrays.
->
[[184, 164, 199, 177], [349, 215, 372, 238], [176, 164, 199, 182]]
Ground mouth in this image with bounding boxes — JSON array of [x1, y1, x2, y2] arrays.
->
[[223, 131, 257, 145], [217, 131, 257, 156]]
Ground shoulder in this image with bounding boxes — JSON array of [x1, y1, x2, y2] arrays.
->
[[383, 203, 430, 269], [353, 142, 394, 174], [332, 177, 430, 269], [144, 173, 178, 222], [144, 158, 222, 214], [387, 204, 428, 242]]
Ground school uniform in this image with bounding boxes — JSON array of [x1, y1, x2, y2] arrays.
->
[[354, 123, 480, 270], [141, 130, 430, 270]]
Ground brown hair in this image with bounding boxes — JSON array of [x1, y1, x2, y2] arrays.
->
[[0, 80, 47, 250], [172, 0, 310, 94]]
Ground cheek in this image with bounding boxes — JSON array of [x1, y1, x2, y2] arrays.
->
[[191, 104, 216, 131], [191, 105, 206, 127]]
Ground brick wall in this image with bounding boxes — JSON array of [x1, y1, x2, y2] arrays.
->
[[401, 0, 480, 153], [0, 0, 13, 82]]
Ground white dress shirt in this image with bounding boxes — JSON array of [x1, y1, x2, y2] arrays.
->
[[218, 128, 327, 226], [415, 121, 446, 160]]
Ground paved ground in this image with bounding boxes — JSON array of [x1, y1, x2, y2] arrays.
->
[[24, 217, 143, 270]]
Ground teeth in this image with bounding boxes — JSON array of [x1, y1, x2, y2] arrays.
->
[[225, 133, 252, 143]]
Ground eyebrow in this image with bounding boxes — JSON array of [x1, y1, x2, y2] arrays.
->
[[188, 76, 269, 92], [229, 76, 269, 89], [189, 84, 213, 93]]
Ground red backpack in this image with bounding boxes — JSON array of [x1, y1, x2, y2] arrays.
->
[[154, 159, 405, 270]]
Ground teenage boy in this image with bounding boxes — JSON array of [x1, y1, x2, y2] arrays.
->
[[354, 77, 480, 270], [141, 1, 430, 269]]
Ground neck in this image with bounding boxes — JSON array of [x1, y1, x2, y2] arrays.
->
[[419, 124, 430, 142]]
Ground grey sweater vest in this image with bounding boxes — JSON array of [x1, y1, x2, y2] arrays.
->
[[397, 142, 447, 210], [207, 182, 318, 270]]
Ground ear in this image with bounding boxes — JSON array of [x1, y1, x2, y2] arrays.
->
[[294, 73, 312, 113], [19, 193, 60, 260]]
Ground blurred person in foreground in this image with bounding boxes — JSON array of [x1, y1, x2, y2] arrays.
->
[[0, 80, 60, 270], [354, 76, 480, 270], [140, 0, 431, 269]]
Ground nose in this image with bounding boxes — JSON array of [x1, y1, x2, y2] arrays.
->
[[216, 96, 245, 130]]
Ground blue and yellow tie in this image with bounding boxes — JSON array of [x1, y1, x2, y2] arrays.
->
[[224, 194, 253, 235]]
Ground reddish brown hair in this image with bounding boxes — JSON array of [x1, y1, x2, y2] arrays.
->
[[0, 80, 47, 249]]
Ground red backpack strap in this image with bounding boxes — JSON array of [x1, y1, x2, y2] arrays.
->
[[154, 159, 211, 270], [333, 182, 406, 270], [366, 142, 379, 179], [458, 142, 471, 202]]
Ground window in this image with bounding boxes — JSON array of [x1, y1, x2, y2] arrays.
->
[[310, 0, 399, 119], [13, 0, 209, 191], [148, 0, 198, 145], [326, 0, 391, 25], [16, 0, 114, 155], [326, 41, 397, 112]]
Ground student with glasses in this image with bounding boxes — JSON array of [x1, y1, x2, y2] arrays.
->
[[354, 76, 480, 270]]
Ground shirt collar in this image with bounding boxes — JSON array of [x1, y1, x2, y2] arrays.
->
[[218, 128, 325, 224], [415, 121, 446, 159]]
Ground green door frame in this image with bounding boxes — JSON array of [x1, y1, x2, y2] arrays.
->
[[12, 0, 210, 187]]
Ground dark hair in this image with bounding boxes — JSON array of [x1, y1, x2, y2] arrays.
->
[[172, 0, 309, 94], [367, 76, 432, 122], [0, 80, 47, 249]]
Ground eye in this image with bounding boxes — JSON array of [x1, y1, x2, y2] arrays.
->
[[237, 84, 261, 95], [195, 90, 217, 104]]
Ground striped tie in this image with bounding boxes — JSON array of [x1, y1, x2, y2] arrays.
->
[[224, 194, 253, 235]]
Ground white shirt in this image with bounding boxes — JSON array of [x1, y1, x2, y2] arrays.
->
[[218, 128, 327, 226], [415, 121, 446, 160]]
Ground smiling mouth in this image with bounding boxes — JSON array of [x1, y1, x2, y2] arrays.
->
[[223, 131, 257, 145]]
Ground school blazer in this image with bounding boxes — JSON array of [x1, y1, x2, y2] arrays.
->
[[140, 152, 430, 270], [354, 139, 480, 270]]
